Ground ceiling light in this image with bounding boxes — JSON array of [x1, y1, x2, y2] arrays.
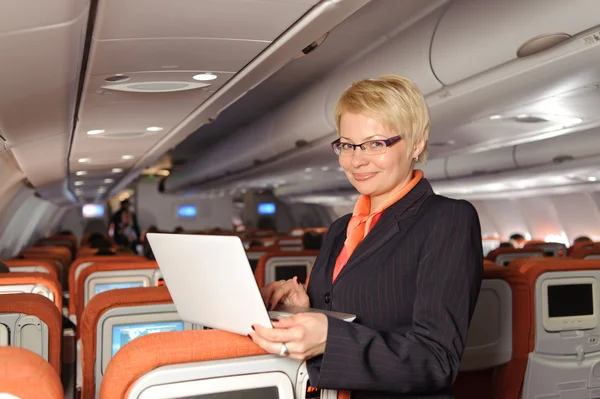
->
[[74, 181, 84, 186], [87, 129, 105, 135], [338, 167, 344, 172], [193, 73, 217, 81], [304, 168, 312, 172], [112, 168, 123, 173], [121, 155, 135, 160], [517, 114, 529, 119], [98, 187, 107, 193], [589, 177, 598, 182], [321, 166, 330, 171], [489, 115, 502, 120], [76, 171, 87, 176], [146, 127, 163, 132], [104, 178, 114, 184], [78, 158, 91, 163]]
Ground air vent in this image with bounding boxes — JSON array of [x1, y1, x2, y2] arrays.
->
[[102, 81, 211, 93], [552, 155, 574, 164]]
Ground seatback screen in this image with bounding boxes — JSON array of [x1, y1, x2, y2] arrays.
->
[[112, 321, 184, 356], [275, 265, 307, 284], [181, 387, 279, 399], [548, 284, 594, 318], [94, 281, 145, 295]]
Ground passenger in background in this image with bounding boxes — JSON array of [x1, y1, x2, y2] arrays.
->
[[302, 231, 323, 250], [498, 242, 514, 248], [509, 233, 526, 248], [247, 240, 263, 248], [93, 236, 116, 256], [0, 261, 9, 273], [111, 199, 140, 250], [173, 226, 184, 234], [253, 74, 483, 398], [574, 235, 593, 245]]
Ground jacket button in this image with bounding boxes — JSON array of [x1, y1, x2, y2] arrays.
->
[[324, 292, 331, 304]]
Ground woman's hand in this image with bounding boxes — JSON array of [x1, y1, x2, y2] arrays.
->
[[261, 277, 310, 310], [249, 313, 328, 362]]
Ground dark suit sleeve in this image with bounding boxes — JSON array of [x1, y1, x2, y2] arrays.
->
[[308, 200, 483, 394]]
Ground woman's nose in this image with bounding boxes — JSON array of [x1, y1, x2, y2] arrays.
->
[[351, 148, 369, 168]]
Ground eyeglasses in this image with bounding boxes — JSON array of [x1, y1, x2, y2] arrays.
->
[[331, 135, 402, 156]]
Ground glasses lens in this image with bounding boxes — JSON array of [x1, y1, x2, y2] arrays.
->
[[363, 140, 387, 155]]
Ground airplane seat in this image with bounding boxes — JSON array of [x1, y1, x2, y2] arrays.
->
[[0, 272, 62, 311], [0, 293, 62, 375], [0, 346, 63, 399], [246, 247, 268, 273], [75, 261, 159, 324], [524, 241, 568, 257], [99, 330, 308, 399], [454, 261, 530, 399], [570, 242, 600, 259], [275, 236, 304, 251], [486, 247, 545, 266], [79, 286, 176, 399], [20, 246, 71, 287], [4, 258, 61, 283], [254, 250, 320, 287], [68, 255, 145, 318], [512, 258, 600, 398]]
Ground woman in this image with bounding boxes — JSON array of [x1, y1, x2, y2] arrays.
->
[[250, 75, 483, 398]]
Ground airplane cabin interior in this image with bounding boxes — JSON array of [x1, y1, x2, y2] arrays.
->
[[1, 0, 600, 398]]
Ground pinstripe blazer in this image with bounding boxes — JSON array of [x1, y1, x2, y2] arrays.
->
[[306, 178, 483, 398]]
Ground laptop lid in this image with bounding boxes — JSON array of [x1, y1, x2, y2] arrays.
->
[[146, 233, 271, 336]]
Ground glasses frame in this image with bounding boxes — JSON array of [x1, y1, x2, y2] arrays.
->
[[331, 135, 403, 156]]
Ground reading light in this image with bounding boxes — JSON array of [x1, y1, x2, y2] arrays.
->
[[104, 178, 114, 184], [98, 187, 107, 193], [146, 127, 163, 132], [121, 155, 135, 160], [74, 181, 84, 186], [76, 171, 87, 176], [78, 158, 91, 163], [489, 115, 502, 120], [87, 129, 105, 135], [589, 177, 598, 182], [112, 168, 123, 173], [304, 168, 312, 172], [321, 166, 330, 171], [193, 73, 217, 81]]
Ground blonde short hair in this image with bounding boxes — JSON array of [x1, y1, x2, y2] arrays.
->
[[334, 74, 430, 163]]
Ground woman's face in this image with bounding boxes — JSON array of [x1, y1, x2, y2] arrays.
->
[[338, 112, 421, 205]]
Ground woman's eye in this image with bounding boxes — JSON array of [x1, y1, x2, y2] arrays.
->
[[341, 143, 354, 150], [369, 141, 384, 148]]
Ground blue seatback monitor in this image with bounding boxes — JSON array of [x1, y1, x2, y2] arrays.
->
[[112, 321, 185, 356], [177, 205, 197, 218], [258, 202, 276, 215], [94, 281, 145, 295]]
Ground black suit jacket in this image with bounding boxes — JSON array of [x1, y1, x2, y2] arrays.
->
[[306, 178, 483, 398]]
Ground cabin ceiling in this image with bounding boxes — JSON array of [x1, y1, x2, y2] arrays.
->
[[1, 0, 600, 207]]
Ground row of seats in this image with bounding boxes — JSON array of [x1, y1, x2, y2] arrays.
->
[[455, 257, 600, 398]]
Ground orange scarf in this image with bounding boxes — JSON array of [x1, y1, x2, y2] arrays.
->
[[332, 169, 423, 282]]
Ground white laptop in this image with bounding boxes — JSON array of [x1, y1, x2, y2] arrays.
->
[[146, 233, 355, 336]]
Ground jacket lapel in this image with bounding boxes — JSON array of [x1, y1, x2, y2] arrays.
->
[[333, 179, 435, 283]]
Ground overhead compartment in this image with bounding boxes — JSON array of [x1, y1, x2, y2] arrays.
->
[[515, 126, 600, 168], [324, 6, 444, 122], [445, 146, 516, 179], [431, 0, 600, 85], [164, 6, 444, 193]]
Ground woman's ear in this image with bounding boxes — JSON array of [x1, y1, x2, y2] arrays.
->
[[412, 139, 426, 161]]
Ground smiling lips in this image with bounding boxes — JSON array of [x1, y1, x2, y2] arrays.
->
[[352, 172, 377, 181]]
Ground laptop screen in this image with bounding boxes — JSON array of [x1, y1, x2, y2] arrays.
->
[[275, 265, 307, 284], [112, 321, 185, 356]]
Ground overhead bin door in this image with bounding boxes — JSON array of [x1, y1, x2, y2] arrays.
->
[[431, 0, 600, 85]]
